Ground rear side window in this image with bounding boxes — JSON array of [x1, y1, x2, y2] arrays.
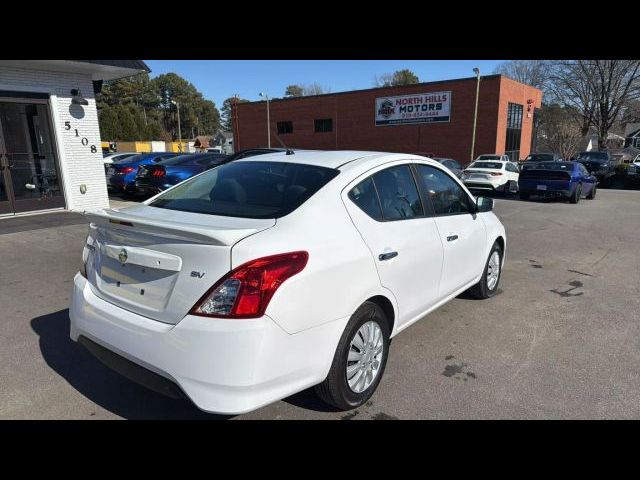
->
[[150, 161, 339, 219]]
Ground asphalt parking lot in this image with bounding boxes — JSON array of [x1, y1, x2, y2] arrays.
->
[[1, 190, 640, 419]]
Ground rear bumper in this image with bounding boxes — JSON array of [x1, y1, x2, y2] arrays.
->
[[519, 179, 573, 196], [69, 274, 346, 415], [463, 179, 506, 191], [134, 181, 165, 195]]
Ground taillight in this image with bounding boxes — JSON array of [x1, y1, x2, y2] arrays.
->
[[190, 251, 308, 319], [151, 167, 166, 177], [490, 172, 503, 176], [119, 166, 135, 174]]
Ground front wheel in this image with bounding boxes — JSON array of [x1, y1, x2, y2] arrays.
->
[[315, 301, 390, 411], [519, 192, 530, 200], [468, 242, 503, 299]]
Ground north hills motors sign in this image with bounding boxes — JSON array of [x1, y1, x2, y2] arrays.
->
[[375, 91, 451, 126]]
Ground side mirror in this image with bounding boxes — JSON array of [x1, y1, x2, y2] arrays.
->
[[476, 196, 494, 213]]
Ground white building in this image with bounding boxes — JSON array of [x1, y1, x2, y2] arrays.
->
[[0, 60, 149, 217]]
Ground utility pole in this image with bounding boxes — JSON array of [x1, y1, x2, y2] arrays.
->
[[471, 68, 481, 162]]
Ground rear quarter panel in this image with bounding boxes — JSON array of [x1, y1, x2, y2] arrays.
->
[[230, 182, 392, 335]]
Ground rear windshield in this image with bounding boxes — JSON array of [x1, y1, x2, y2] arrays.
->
[[522, 162, 573, 171], [157, 154, 225, 166], [115, 154, 144, 163], [469, 161, 503, 170], [477, 155, 501, 160], [149, 161, 339, 218]]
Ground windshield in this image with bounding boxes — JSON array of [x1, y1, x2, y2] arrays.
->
[[468, 161, 503, 170], [477, 155, 501, 160], [576, 152, 608, 161], [149, 161, 339, 219]]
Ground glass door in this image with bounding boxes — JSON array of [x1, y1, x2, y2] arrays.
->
[[0, 99, 65, 215]]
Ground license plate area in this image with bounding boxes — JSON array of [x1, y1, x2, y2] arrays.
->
[[93, 247, 180, 312], [537, 184, 547, 191]]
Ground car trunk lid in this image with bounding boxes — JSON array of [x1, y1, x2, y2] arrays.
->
[[83, 204, 275, 324]]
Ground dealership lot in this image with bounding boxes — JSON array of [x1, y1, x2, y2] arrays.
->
[[1, 190, 640, 419]]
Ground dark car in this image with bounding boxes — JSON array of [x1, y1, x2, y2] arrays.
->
[[525, 153, 562, 162], [575, 151, 615, 186], [224, 148, 288, 161], [518, 161, 597, 203], [106, 152, 181, 195], [433, 157, 464, 178], [135, 152, 228, 196]]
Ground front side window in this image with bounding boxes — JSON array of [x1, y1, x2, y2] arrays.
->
[[416, 164, 472, 216], [372, 165, 424, 220], [150, 161, 338, 219]]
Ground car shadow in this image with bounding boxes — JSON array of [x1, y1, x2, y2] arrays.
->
[[281, 387, 340, 413], [30, 309, 232, 420]]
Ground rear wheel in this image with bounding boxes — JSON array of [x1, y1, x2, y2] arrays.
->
[[468, 242, 502, 299], [519, 192, 530, 200], [315, 301, 390, 411], [570, 184, 582, 204], [586, 184, 597, 200]]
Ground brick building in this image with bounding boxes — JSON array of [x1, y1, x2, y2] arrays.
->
[[233, 74, 542, 165], [0, 60, 148, 216]]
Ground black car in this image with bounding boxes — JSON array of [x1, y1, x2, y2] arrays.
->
[[135, 153, 228, 196], [575, 151, 615, 186], [225, 148, 289, 161], [525, 153, 562, 162]]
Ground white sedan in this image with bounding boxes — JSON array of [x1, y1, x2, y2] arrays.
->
[[70, 150, 506, 414], [461, 160, 520, 194]]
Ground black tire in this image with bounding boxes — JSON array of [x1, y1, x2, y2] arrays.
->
[[315, 301, 391, 411], [570, 184, 582, 204], [586, 184, 597, 199], [519, 192, 530, 200], [468, 242, 503, 299]]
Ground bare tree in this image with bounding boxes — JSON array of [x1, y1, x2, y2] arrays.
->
[[537, 104, 584, 160], [493, 60, 550, 90], [588, 60, 640, 149], [548, 60, 640, 147], [302, 83, 331, 96]]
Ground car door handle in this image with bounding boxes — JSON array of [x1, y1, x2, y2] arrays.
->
[[446, 235, 459, 242], [378, 251, 398, 261]]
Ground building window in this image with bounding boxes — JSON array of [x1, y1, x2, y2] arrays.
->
[[314, 118, 333, 133], [277, 121, 293, 134], [505, 102, 523, 161]]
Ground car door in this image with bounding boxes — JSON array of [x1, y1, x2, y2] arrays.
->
[[343, 163, 444, 326], [506, 162, 520, 183], [578, 163, 595, 194], [414, 163, 487, 298]]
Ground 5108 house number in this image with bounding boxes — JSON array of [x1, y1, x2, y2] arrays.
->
[[64, 121, 97, 153]]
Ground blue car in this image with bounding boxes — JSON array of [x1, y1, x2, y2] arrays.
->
[[105, 152, 181, 194], [134, 152, 228, 196], [518, 161, 597, 203]]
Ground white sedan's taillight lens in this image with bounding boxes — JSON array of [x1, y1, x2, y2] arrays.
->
[[191, 251, 308, 319]]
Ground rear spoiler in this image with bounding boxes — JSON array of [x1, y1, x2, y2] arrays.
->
[[84, 208, 262, 246]]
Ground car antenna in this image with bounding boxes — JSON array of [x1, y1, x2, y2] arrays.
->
[[274, 134, 295, 155]]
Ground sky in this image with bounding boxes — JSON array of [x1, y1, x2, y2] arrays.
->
[[144, 60, 506, 109]]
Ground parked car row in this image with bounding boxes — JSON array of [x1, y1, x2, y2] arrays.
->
[[104, 148, 286, 197]]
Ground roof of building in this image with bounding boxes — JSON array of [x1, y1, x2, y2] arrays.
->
[[0, 60, 149, 81], [239, 74, 537, 106]]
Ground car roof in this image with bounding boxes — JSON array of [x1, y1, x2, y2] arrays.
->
[[236, 150, 391, 169]]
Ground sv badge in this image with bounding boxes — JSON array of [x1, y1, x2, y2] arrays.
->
[[190, 271, 205, 279]]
